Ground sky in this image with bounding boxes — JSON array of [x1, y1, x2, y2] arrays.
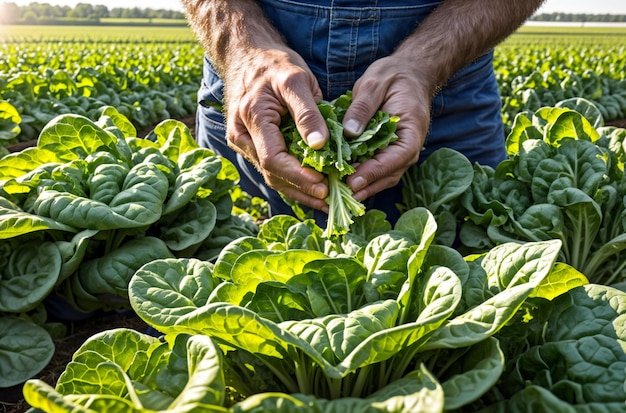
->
[[5, 0, 626, 14]]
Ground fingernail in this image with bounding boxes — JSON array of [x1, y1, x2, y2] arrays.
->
[[312, 183, 328, 199], [344, 119, 363, 136], [351, 176, 366, 192], [307, 131, 325, 149]]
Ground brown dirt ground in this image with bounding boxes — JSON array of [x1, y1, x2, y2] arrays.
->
[[606, 118, 626, 129]]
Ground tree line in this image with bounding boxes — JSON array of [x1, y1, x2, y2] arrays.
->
[[0, 2, 186, 25], [2, 3, 626, 25], [532, 13, 626, 23]]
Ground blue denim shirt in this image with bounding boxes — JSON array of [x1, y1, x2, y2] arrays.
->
[[196, 0, 506, 223]]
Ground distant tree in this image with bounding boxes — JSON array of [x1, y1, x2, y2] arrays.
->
[[22, 10, 37, 24], [69, 3, 94, 18], [94, 5, 109, 18], [0, 1, 188, 24]]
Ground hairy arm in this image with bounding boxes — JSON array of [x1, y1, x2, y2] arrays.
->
[[344, 0, 546, 200], [395, 0, 546, 95], [182, 0, 330, 210]]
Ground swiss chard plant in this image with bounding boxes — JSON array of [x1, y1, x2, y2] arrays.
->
[[24, 207, 625, 413], [0, 107, 258, 388], [281, 92, 399, 238]]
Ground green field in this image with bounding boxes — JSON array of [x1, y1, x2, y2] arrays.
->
[[1, 23, 626, 413], [0, 24, 196, 42], [0, 23, 624, 145], [503, 24, 626, 47]]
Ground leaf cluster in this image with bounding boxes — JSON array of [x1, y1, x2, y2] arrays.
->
[[280, 92, 399, 237], [0, 107, 258, 388], [402, 99, 626, 288]]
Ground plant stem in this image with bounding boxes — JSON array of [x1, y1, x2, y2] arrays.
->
[[257, 356, 300, 394], [350, 365, 372, 398], [326, 375, 342, 400]]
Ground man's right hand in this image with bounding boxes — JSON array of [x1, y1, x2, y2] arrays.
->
[[224, 47, 331, 211], [182, 0, 331, 211]]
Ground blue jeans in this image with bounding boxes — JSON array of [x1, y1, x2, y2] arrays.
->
[[196, 0, 506, 224]]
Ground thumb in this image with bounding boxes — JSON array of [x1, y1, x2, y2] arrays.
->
[[342, 89, 382, 137], [284, 89, 329, 150]]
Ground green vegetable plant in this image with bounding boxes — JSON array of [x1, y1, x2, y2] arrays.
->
[[24, 206, 625, 413], [0, 107, 258, 388], [281, 92, 399, 238], [402, 101, 626, 288]]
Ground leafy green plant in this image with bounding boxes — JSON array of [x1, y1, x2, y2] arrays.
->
[[402, 102, 626, 287], [24, 207, 626, 412], [0, 107, 257, 388], [281, 92, 399, 237]]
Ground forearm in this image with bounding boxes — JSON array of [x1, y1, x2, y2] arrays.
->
[[395, 0, 545, 96], [181, 0, 287, 76]]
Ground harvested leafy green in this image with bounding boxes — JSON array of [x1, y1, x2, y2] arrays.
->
[[280, 92, 399, 237]]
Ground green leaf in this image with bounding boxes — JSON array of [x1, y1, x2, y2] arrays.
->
[[25, 329, 227, 412], [33, 162, 169, 229], [69, 237, 174, 312], [163, 149, 224, 215], [505, 111, 543, 156], [130, 258, 217, 330], [37, 114, 119, 162], [545, 109, 601, 145], [441, 337, 504, 410], [555, 97, 604, 129], [0, 100, 21, 141], [0, 203, 77, 239], [423, 240, 562, 350], [96, 106, 137, 139], [0, 240, 62, 312], [495, 285, 626, 411], [530, 262, 588, 301], [402, 148, 473, 213], [159, 198, 217, 251], [212, 236, 268, 280], [0, 317, 54, 388]]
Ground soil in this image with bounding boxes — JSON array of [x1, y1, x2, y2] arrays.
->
[[606, 118, 626, 129]]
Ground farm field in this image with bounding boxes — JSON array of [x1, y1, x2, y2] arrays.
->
[[1, 23, 626, 413]]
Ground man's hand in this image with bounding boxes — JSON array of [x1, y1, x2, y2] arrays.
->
[[342, 56, 432, 202], [224, 48, 330, 211], [182, 0, 331, 211]]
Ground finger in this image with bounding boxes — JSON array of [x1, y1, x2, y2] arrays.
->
[[278, 73, 329, 150], [343, 77, 388, 137], [234, 103, 330, 202], [346, 136, 420, 200], [262, 150, 329, 199]]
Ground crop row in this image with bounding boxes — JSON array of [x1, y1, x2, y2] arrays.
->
[[2, 29, 626, 153], [494, 42, 626, 130], [0, 40, 203, 151], [1, 104, 624, 412]]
